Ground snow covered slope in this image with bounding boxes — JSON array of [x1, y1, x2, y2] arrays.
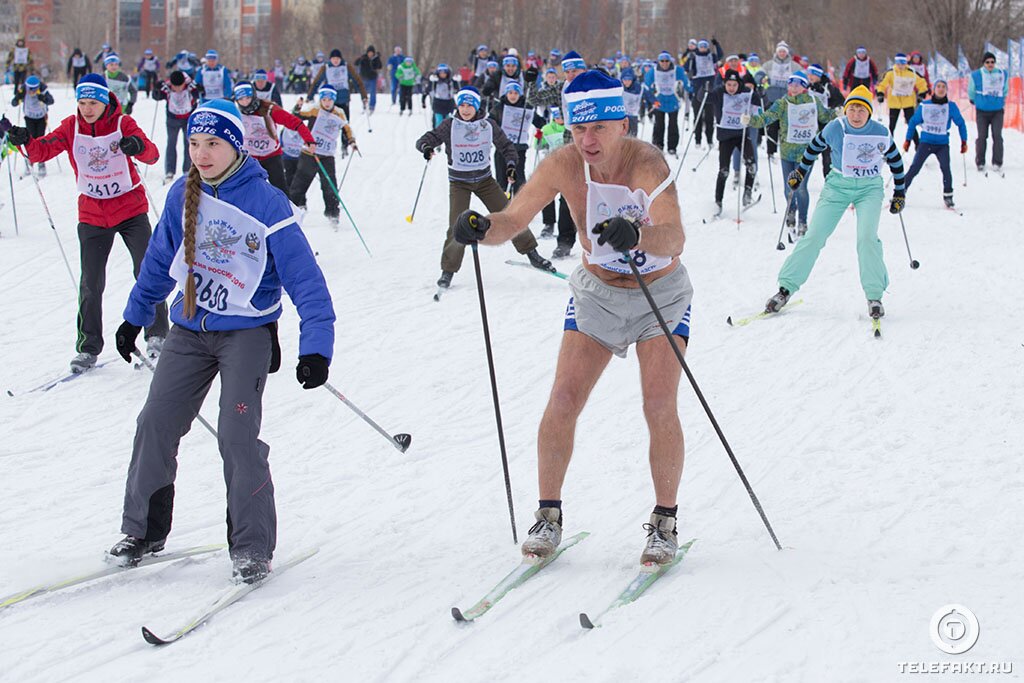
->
[[1, 89, 1021, 682]]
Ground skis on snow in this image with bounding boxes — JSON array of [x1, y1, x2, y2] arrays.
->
[[726, 299, 804, 327], [504, 259, 569, 280], [6, 359, 117, 397], [0, 544, 225, 611], [579, 539, 695, 630], [871, 317, 882, 339], [141, 547, 319, 646], [451, 532, 589, 623]]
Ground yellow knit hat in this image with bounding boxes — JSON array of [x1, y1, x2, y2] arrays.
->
[[844, 85, 873, 116]]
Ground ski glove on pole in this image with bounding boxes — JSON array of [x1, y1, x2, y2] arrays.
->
[[593, 216, 640, 251], [5, 125, 29, 146], [296, 353, 329, 389], [889, 189, 906, 214], [118, 135, 146, 156], [454, 209, 490, 244], [786, 168, 805, 189], [115, 321, 143, 362]]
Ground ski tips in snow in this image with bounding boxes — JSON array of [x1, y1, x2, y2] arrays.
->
[[872, 318, 882, 339], [451, 606, 469, 622], [579, 612, 596, 629]]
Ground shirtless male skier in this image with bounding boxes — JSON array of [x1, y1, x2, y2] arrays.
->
[[454, 70, 694, 565]]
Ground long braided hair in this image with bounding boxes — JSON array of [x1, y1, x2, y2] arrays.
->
[[181, 164, 202, 319]]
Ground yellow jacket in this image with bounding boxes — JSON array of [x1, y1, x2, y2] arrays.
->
[[876, 66, 928, 109]]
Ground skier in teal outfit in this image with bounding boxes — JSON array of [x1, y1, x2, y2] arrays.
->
[[763, 85, 906, 320]]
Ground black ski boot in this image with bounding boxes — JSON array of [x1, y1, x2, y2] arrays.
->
[[943, 193, 955, 208], [526, 249, 555, 272], [232, 556, 271, 584], [437, 271, 453, 288], [765, 287, 791, 313], [868, 299, 885, 319], [107, 535, 166, 567]]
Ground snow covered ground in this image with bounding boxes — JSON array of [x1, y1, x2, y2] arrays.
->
[[1, 88, 1022, 682]]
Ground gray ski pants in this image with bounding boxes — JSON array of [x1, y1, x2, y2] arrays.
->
[[121, 324, 277, 561]]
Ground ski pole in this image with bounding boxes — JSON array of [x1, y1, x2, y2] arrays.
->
[[144, 100, 159, 179], [691, 144, 713, 172], [16, 146, 76, 290], [130, 159, 162, 223], [962, 148, 968, 188], [133, 350, 219, 439], [404, 157, 430, 223], [469, 232, 517, 544], [775, 186, 799, 251], [322, 382, 412, 452], [314, 156, 372, 257], [673, 89, 708, 182], [622, 251, 781, 551], [736, 122, 748, 226], [364, 107, 373, 133], [338, 145, 358, 189], [896, 210, 920, 269], [767, 142, 778, 214], [5, 146, 17, 235]]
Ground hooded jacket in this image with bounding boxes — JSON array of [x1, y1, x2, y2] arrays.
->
[[24, 93, 158, 227]]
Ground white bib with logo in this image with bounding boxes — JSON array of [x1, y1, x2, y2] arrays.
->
[[499, 73, 524, 96], [72, 55, 86, 68], [168, 193, 288, 317], [326, 64, 349, 91], [202, 68, 225, 99], [23, 90, 47, 119], [177, 56, 192, 71], [854, 58, 871, 79], [720, 91, 752, 130], [311, 108, 342, 156], [811, 88, 828, 109], [13, 47, 28, 65], [583, 164, 674, 276], [255, 84, 273, 101], [293, 63, 307, 76], [73, 118, 137, 199], [981, 70, 1005, 97], [786, 101, 818, 143], [281, 128, 303, 157], [892, 74, 916, 97], [500, 105, 533, 144], [840, 123, 888, 179], [921, 103, 949, 137], [654, 68, 676, 97], [242, 112, 279, 157], [542, 129, 565, 150], [143, 57, 159, 72], [107, 76, 130, 104], [695, 54, 715, 79], [769, 61, 792, 88], [623, 89, 641, 116], [450, 118, 492, 171], [432, 80, 453, 100], [167, 88, 193, 116]]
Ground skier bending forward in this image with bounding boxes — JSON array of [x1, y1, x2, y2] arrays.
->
[[454, 70, 693, 566]]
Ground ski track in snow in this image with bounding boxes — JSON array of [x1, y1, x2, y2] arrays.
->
[[1, 89, 1023, 682]]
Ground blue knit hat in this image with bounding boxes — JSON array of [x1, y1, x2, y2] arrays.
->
[[563, 69, 626, 125], [808, 64, 825, 78], [658, 51, 673, 61], [317, 84, 338, 102], [620, 67, 636, 82], [486, 60, 498, 69], [503, 81, 523, 96], [233, 81, 255, 100], [104, 53, 121, 66], [788, 71, 809, 88], [253, 69, 268, 79], [502, 55, 518, 67], [187, 99, 245, 152], [25, 75, 41, 89], [456, 85, 481, 108], [206, 49, 219, 59], [561, 50, 586, 71], [698, 40, 710, 50], [894, 53, 908, 64], [76, 73, 110, 104]]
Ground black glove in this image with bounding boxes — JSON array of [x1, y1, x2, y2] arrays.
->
[[523, 67, 538, 83], [9, 96, 16, 107], [593, 216, 640, 252], [296, 353, 329, 389], [786, 168, 805, 189], [875, 92, 884, 104], [6, 125, 30, 146], [889, 189, 905, 214], [422, 148, 433, 161], [124, 102, 134, 115], [454, 209, 490, 245], [711, 37, 720, 46], [506, 165, 517, 182], [268, 322, 281, 374], [0, 116, 11, 137], [119, 135, 145, 156], [115, 321, 142, 363]]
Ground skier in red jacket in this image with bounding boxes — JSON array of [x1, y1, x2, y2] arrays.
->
[[6, 73, 169, 373]]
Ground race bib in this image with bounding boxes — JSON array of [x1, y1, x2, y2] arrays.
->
[[720, 91, 752, 130], [168, 193, 283, 317], [326, 64, 349, 90], [72, 55, 86, 68], [654, 69, 676, 96], [921, 103, 949, 137], [255, 85, 273, 101], [500, 106, 533, 144], [841, 130, 889, 179], [73, 120, 137, 199], [202, 69, 224, 99], [293, 64, 307, 76], [144, 58, 159, 72], [281, 128, 303, 157], [107, 77, 130, 104], [167, 88, 193, 116], [770, 62, 791, 88], [450, 118, 492, 171], [311, 108, 342, 156], [786, 101, 818, 143], [622, 90, 641, 116], [23, 91, 47, 119], [892, 75, 915, 97], [695, 54, 715, 79], [242, 113, 279, 157], [981, 70, 1005, 97], [13, 47, 28, 65], [542, 130, 565, 150], [500, 73, 524, 95], [854, 58, 871, 79]]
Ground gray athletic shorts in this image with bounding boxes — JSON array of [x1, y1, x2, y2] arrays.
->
[[564, 263, 693, 358]]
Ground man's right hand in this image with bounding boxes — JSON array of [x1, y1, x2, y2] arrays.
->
[[422, 148, 433, 161], [787, 168, 805, 189], [523, 67, 538, 83], [739, 113, 751, 126], [875, 92, 885, 103], [454, 210, 490, 244], [115, 321, 142, 363]]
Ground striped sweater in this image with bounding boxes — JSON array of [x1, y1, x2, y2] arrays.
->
[[798, 118, 905, 191]]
